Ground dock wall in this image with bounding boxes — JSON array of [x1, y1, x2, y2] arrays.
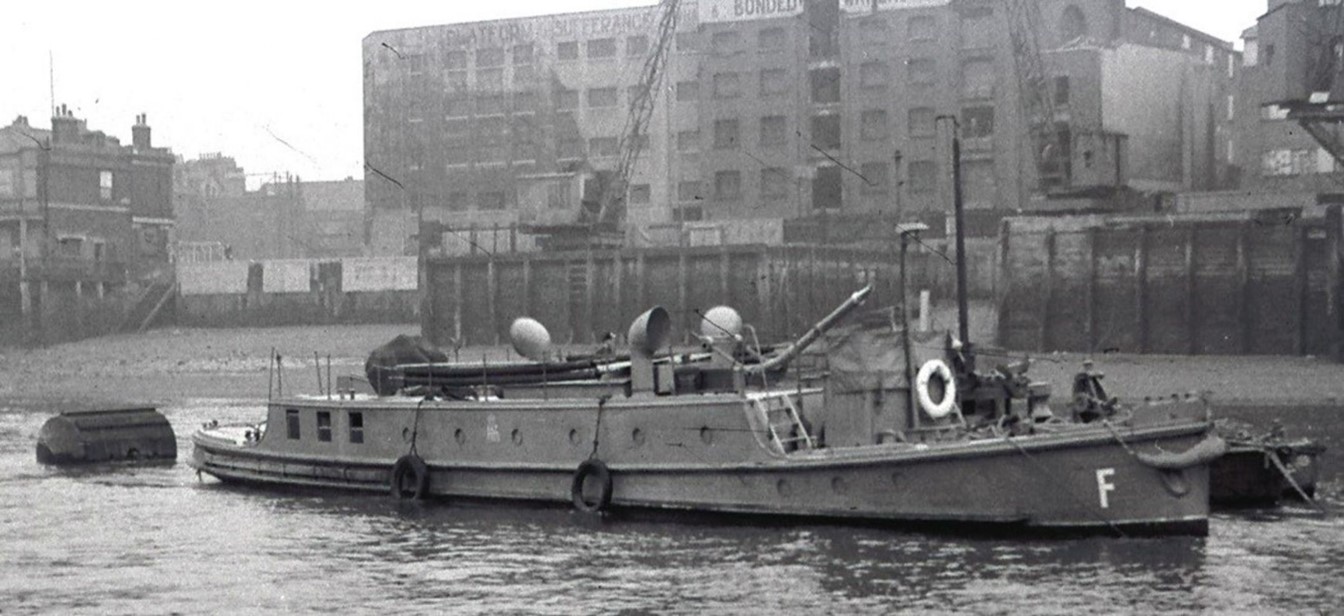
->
[[997, 207, 1344, 357]]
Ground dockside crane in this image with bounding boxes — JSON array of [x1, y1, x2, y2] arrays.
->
[[585, 0, 681, 229], [1005, 0, 1067, 192]]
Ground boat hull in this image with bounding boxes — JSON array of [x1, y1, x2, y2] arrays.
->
[[191, 396, 1213, 536], [1210, 441, 1323, 506]]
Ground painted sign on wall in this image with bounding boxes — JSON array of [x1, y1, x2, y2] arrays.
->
[[343, 257, 418, 292], [699, 0, 804, 23], [179, 262, 250, 296], [840, 0, 950, 14], [263, 260, 311, 294]]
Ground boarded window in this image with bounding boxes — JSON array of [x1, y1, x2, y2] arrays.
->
[[317, 411, 332, 442], [349, 411, 364, 444], [286, 409, 300, 440]]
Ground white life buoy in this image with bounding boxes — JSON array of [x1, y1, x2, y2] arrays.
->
[[916, 359, 957, 419]]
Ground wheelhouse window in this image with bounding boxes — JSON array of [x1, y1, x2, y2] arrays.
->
[[286, 409, 300, 439], [349, 411, 364, 444], [317, 411, 332, 442]]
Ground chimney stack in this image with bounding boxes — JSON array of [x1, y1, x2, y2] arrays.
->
[[132, 112, 152, 151], [50, 103, 79, 145]]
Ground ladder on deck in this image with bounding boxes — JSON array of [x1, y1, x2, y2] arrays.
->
[[757, 394, 814, 453]]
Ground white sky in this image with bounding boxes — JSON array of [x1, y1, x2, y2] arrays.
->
[[0, 1, 1265, 185]]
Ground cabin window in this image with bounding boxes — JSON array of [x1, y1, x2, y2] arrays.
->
[[349, 412, 364, 444], [317, 411, 332, 442], [286, 409, 300, 440]]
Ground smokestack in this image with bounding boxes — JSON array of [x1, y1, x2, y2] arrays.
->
[[132, 113, 151, 151]]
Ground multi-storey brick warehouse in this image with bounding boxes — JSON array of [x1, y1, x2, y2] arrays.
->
[[363, 0, 1239, 237]]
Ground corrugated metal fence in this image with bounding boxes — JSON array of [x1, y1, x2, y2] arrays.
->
[[997, 207, 1343, 356]]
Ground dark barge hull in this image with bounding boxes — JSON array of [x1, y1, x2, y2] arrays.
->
[[1210, 442, 1323, 506]]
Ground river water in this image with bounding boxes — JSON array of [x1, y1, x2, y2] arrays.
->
[[2, 396, 1342, 615]]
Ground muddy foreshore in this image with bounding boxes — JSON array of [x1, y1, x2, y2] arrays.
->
[[1, 324, 1341, 409]]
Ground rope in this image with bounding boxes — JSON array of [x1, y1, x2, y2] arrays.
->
[[588, 394, 611, 460], [1265, 449, 1327, 516], [407, 397, 428, 458], [1002, 434, 1127, 538]]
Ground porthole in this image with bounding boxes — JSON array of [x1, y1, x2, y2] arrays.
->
[[632, 428, 646, 446], [511, 428, 524, 446], [699, 426, 714, 445], [831, 476, 849, 494], [402, 427, 412, 443], [568, 428, 582, 446], [776, 478, 793, 497], [454, 428, 465, 445]]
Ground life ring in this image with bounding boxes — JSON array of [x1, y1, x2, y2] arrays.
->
[[916, 359, 957, 419], [390, 454, 430, 499], [570, 459, 613, 513]]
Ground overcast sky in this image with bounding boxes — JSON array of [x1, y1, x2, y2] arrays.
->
[[0, 1, 1264, 186]]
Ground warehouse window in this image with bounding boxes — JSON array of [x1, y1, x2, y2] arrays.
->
[[714, 118, 740, 149], [760, 69, 789, 96], [511, 44, 533, 65], [711, 31, 741, 56], [678, 180, 703, 202], [286, 409, 300, 440], [908, 57, 936, 86], [758, 27, 786, 50], [627, 35, 649, 57], [714, 170, 742, 201], [479, 191, 507, 210], [349, 412, 364, 444], [760, 115, 787, 147], [761, 167, 790, 200], [861, 162, 890, 195], [587, 87, 618, 108], [961, 58, 994, 98], [99, 171, 114, 201], [908, 15, 938, 41], [860, 61, 889, 89], [909, 160, 937, 192], [812, 166, 842, 210], [629, 184, 651, 204], [713, 72, 742, 98], [588, 38, 617, 58], [317, 411, 332, 442], [676, 81, 699, 102], [811, 114, 841, 150], [859, 17, 888, 45], [677, 130, 700, 152], [811, 67, 841, 103], [909, 107, 936, 137], [1060, 6, 1088, 42], [476, 48, 504, 67], [861, 109, 889, 141], [558, 41, 579, 60], [589, 137, 619, 157], [962, 106, 995, 139]]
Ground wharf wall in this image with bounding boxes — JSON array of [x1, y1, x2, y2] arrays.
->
[[421, 242, 1000, 348], [998, 206, 1344, 358]]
